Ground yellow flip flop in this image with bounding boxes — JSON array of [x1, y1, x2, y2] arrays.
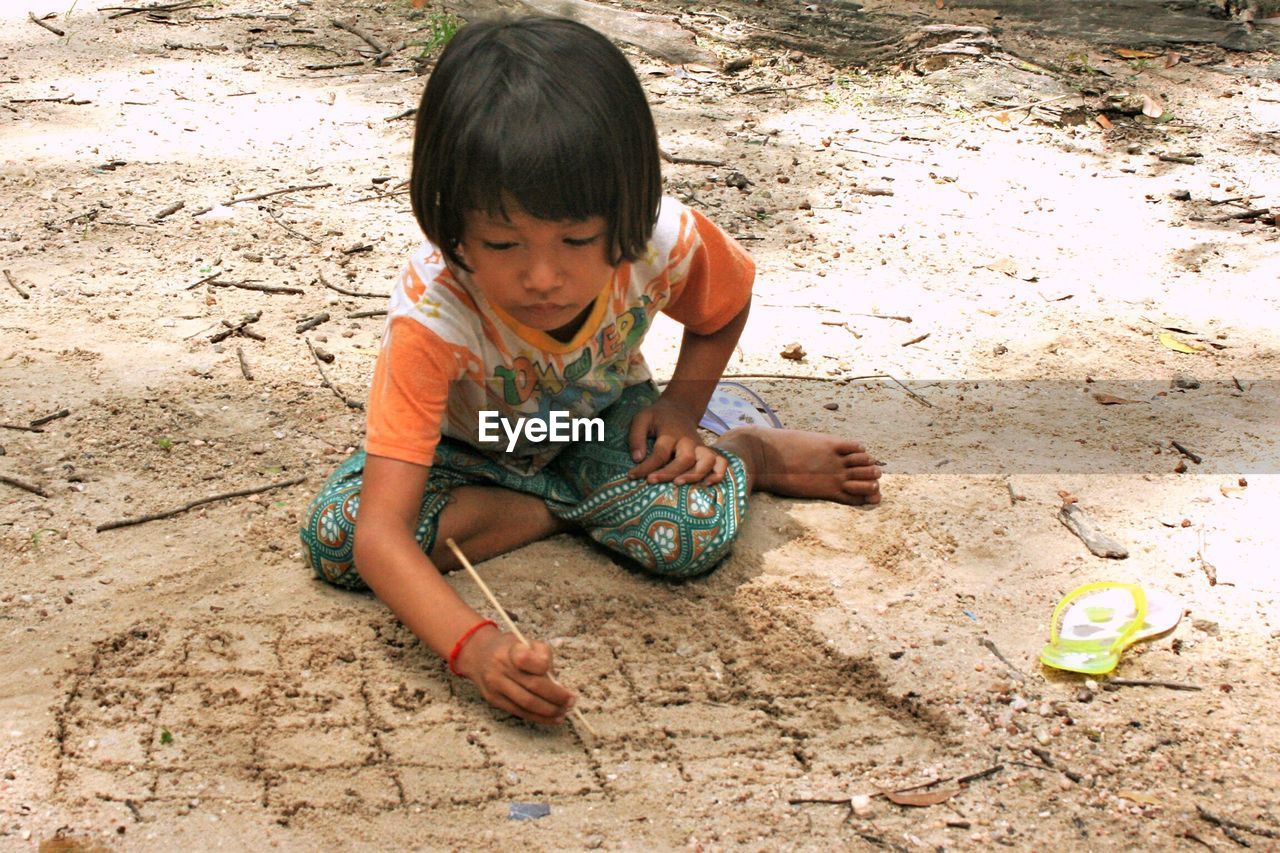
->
[[1039, 581, 1182, 675]]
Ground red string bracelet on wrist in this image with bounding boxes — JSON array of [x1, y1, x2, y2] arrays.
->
[[448, 619, 497, 676]]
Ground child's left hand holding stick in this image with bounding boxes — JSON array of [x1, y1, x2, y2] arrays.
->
[[354, 455, 577, 726]]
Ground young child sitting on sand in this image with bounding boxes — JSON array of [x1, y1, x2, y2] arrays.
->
[[300, 16, 881, 726]]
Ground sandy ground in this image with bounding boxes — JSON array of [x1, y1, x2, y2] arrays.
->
[[2, 0, 1280, 849]]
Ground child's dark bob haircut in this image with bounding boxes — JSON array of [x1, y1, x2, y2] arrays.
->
[[410, 16, 662, 271]]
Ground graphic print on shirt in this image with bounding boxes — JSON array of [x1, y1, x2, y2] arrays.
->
[[364, 198, 755, 474]]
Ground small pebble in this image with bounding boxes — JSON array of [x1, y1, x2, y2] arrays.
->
[[1192, 619, 1220, 637], [823, 402, 839, 411]]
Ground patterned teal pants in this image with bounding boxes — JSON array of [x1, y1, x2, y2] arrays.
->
[[300, 383, 749, 589]]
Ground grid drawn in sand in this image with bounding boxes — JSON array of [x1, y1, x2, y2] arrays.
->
[[54, 584, 945, 823]]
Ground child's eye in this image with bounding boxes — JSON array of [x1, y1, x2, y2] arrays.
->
[[564, 235, 600, 247], [481, 241, 517, 251]]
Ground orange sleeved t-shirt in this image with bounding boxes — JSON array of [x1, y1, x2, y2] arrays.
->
[[365, 197, 754, 473]]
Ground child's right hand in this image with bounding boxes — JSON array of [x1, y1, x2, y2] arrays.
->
[[452, 627, 577, 726]]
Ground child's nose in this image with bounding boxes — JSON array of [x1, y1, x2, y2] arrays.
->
[[523, 253, 561, 294]]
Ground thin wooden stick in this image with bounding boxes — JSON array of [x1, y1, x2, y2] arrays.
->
[[1105, 677, 1202, 692], [209, 280, 303, 295], [96, 475, 306, 532], [305, 337, 363, 410], [0, 473, 50, 498], [317, 270, 382, 298], [30, 408, 70, 428], [445, 538, 598, 738], [332, 18, 387, 55], [3, 269, 30, 299], [28, 11, 66, 36], [236, 345, 254, 381]]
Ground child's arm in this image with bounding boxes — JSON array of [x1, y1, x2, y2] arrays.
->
[[354, 454, 576, 725], [628, 295, 751, 485]]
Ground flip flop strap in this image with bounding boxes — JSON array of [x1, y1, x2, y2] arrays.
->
[[717, 381, 782, 428], [1048, 581, 1148, 659]]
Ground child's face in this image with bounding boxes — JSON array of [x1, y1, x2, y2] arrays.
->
[[458, 203, 613, 337]]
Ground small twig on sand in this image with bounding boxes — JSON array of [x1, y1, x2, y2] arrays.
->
[[1005, 477, 1025, 505], [226, 183, 331, 205], [0, 473, 51, 498], [318, 270, 382, 298], [721, 372, 842, 383], [96, 475, 306, 532], [1198, 805, 1280, 841], [955, 764, 1004, 786], [306, 337, 363, 410], [384, 107, 416, 122], [264, 206, 319, 244], [1029, 746, 1083, 783], [1058, 503, 1128, 559], [3, 269, 30, 299], [209, 310, 262, 344], [877, 373, 933, 408], [209, 280, 304, 295], [660, 148, 725, 167], [938, 94, 1078, 129], [332, 18, 386, 55], [28, 11, 66, 36], [1170, 439, 1202, 464], [304, 60, 363, 71], [236, 345, 254, 381], [347, 309, 387, 319], [190, 183, 331, 216], [847, 185, 896, 197], [1, 423, 43, 433], [372, 39, 407, 66], [1183, 831, 1217, 849], [151, 200, 184, 222], [853, 312, 912, 322], [978, 637, 1026, 681], [901, 333, 930, 347], [103, 0, 207, 19], [296, 312, 330, 334], [1197, 531, 1221, 588], [30, 408, 70, 428], [183, 271, 222, 290], [1104, 678, 1202, 692]]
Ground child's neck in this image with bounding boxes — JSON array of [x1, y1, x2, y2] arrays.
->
[[546, 302, 594, 343]]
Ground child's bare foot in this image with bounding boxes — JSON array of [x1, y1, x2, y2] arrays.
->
[[716, 426, 881, 506]]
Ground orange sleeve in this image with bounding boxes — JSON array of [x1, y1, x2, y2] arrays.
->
[[661, 208, 755, 335], [364, 317, 462, 467]]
